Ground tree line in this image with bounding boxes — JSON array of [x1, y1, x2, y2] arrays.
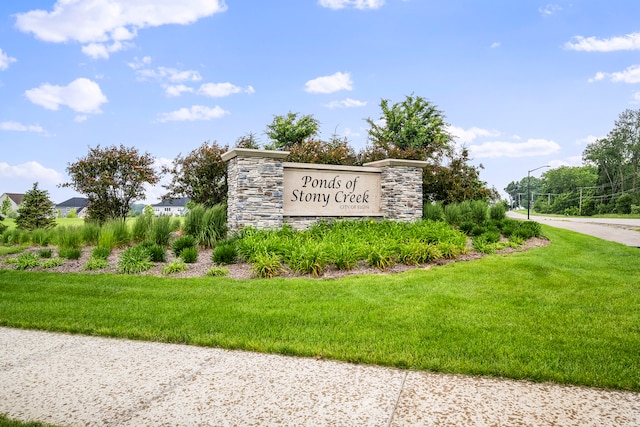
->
[[4, 95, 498, 229], [505, 108, 640, 216]]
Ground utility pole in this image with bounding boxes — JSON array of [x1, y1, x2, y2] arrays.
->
[[528, 165, 550, 220]]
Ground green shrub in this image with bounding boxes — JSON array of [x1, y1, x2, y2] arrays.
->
[[631, 204, 640, 215], [117, 245, 153, 274], [472, 235, 496, 254], [53, 226, 83, 249], [31, 228, 51, 246], [329, 243, 360, 270], [38, 248, 53, 258], [81, 223, 101, 246], [212, 241, 237, 264], [459, 221, 475, 235], [481, 230, 501, 244], [172, 235, 197, 257], [497, 219, 519, 237], [180, 246, 199, 263], [15, 252, 40, 270], [59, 247, 82, 260], [148, 216, 177, 246], [423, 244, 443, 262], [91, 246, 111, 260], [84, 256, 110, 271], [513, 221, 542, 240], [423, 203, 444, 222], [206, 266, 229, 277], [146, 243, 167, 263], [397, 240, 427, 265], [100, 220, 130, 248], [470, 225, 487, 237], [443, 203, 462, 226], [184, 204, 227, 248], [469, 200, 489, 224], [162, 260, 188, 275], [508, 235, 525, 246], [132, 214, 153, 242], [489, 203, 506, 221], [366, 246, 394, 270], [288, 244, 328, 277], [41, 257, 64, 269], [437, 241, 464, 259], [2, 229, 30, 246], [251, 251, 282, 278], [615, 194, 633, 215]]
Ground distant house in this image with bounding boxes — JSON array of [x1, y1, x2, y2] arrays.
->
[[56, 197, 89, 218], [0, 193, 24, 214], [152, 197, 190, 216]]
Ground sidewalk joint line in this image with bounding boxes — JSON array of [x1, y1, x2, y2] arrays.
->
[[387, 370, 408, 427]]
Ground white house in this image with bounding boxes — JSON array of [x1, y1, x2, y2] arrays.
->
[[0, 193, 24, 216], [152, 197, 190, 216], [56, 197, 89, 218]]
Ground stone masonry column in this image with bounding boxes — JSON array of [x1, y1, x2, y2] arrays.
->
[[364, 159, 429, 222], [221, 148, 290, 231]]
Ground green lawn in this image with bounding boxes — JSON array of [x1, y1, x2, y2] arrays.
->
[[1, 226, 638, 391]]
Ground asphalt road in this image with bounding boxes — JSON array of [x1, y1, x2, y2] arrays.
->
[[507, 211, 640, 247]]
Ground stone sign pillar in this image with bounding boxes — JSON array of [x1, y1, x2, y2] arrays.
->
[[221, 148, 290, 231], [364, 159, 428, 222]]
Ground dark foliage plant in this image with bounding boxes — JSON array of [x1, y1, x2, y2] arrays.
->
[[15, 183, 56, 231], [172, 235, 197, 257]]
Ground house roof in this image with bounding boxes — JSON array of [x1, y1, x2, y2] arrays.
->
[[56, 197, 89, 208], [152, 197, 190, 207], [2, 193, 24, 205]]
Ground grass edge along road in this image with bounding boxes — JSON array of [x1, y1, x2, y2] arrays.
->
[[0, 226, 638, 391]]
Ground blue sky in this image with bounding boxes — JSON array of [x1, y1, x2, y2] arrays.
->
[[1, 0, 640, 204]]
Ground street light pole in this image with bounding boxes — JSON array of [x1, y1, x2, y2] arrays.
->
[[527, 165, 550, 220]]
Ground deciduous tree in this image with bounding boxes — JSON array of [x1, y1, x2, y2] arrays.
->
[[265, 112, 319, 150], [162, 141, 229, 207], [365, 94, 452, 162], [62, 145, 159, 223]]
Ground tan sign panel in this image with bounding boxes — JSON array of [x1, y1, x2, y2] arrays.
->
[[284, 167, 382, 216]]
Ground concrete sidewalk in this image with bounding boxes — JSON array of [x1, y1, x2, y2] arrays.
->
[[507, 212, 640, 247], [1, 328, 638, 426]]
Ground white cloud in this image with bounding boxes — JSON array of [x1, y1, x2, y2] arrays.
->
[[447, 125, 500, 145], [576, 135, 600, 146], [468, 139, 561, 158], [0, 161, 64, 184], [319, 0, 384, 10], [137, 66, 202, 83], [198, 82, 255, 97], [633, 91, 640, 104], [539, 4, 562, 16], [74, 115, 88, 123], [165, 84, 194, 97], [325, 98, 367, 109], [82, 40, 134, 59], [157, 105, 229, 122], [127, 56, 152, 70], [15, 0, 228, 59], [490, 42, 501, 48], [0, 121, 49, 135], [0, 48, 17, 70], [565, 32, 640, 52], [589, 65, 640, 84], [305, 72, 353, 94], [25, 78, 108, 114]]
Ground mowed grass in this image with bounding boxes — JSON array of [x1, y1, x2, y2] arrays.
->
[[0, 226, 638, 391]]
